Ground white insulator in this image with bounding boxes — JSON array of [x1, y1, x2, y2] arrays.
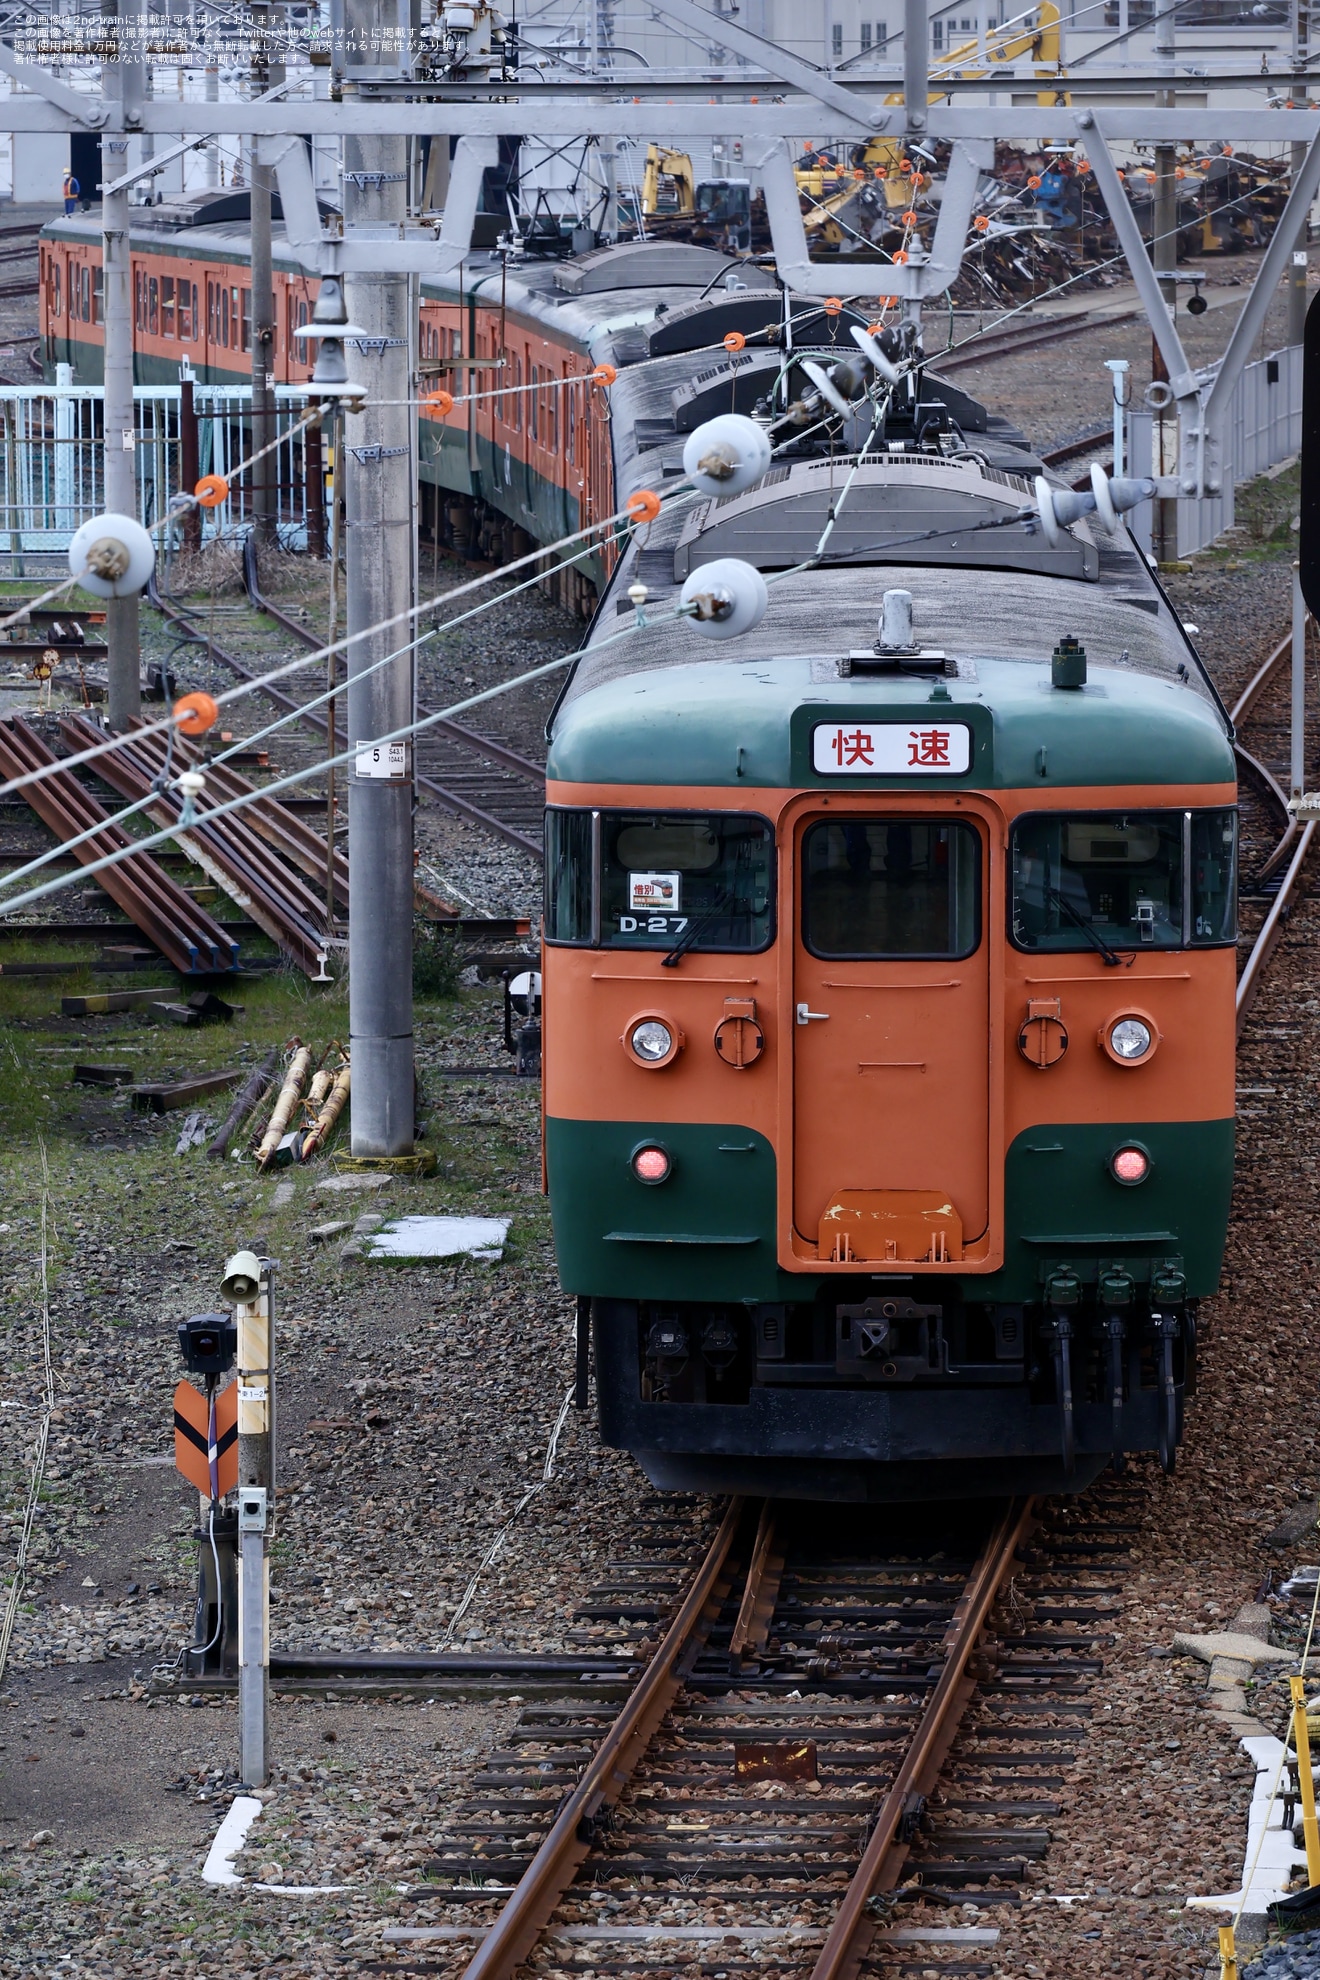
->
[[68, 512, 155, 599], [1033, 476, 1097, 552], [679, 558, 768, 641], [1090, 463, 1158, 536], [878, 588, 914, 652], [849, 324, 901, 385], [799, 359, 852, 420], [682, 413, 772, 498]]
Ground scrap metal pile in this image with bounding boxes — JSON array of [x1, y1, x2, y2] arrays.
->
[[625, 135, 1294, 306]]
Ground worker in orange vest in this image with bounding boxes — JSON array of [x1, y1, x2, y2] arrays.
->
[[63, 168, 79, 217]]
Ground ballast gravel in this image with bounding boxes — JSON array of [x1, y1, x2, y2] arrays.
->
[[1246, 1934, 1320, 1980]]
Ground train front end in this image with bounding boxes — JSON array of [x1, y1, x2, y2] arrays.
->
[[542, 564, 1237, 1501]]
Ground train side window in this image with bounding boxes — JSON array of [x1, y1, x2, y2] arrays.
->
[[240, 288, 251, 352], [802, 819, 980, 960], [529, 364, 539, 443], [544, 808, 594, 944], [1190, 808, 1237, 944], [79, 265, 90, 322], [1011, 810, 1188, 953], [148, 275, 158, 336], [92, 266, 102, 324], [179, 280, 194, 341], [161, 274, 175, 337], [221, 284, 230, 346]]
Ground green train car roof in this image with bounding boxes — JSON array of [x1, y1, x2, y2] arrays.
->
[[546, 649, 1234, 790]]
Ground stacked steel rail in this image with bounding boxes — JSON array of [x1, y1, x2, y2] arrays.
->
[[59, 712, 334, 978], [0, 714, 238, 974]]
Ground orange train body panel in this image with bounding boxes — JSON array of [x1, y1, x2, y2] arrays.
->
[[544, 776, 1237, 1279]]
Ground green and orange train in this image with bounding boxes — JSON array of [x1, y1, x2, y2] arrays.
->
[[40, 211, 1237, 1498]]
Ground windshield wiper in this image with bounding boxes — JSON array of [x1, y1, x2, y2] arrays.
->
[[1047, 886, 1127, 968], [661, 886, 735, 968]]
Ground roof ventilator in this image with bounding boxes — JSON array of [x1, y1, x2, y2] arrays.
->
[[842, 587, 948, 676]]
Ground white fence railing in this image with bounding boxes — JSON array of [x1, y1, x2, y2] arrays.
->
[[1127, 341, 1302, 559], [0, 370, 316, 559]]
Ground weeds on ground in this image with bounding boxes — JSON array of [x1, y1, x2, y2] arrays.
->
[[1202, 458, 1300, 564]]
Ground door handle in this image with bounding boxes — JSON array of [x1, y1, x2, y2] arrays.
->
[[796, 1003, 830, 1025]]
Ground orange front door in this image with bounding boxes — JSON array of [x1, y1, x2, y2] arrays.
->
[[792, 810, 991, 1264]]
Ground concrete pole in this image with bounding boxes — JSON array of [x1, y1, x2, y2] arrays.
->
[[1152, 0, 1178, 564], [343, 0, 415, 1157], [249, 5, 282, 550], [904, 0, 928, 135], [102, 0, 142, 730], [1290, 0, 1310, 348]]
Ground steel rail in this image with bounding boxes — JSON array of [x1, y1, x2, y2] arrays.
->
[[1236, 819, 1316, 1040], [0, 715, 236, 973], [808, 1496, 1039, 1980], [149, 582, 544, 857], [1231, 627, 1292, 729], [933, 309, 1141, 373], [462, 1498, 746, 1980], [241, 541, 546, 786], [1230, 616, 1319, 1033], [60, 716, 331, 977]]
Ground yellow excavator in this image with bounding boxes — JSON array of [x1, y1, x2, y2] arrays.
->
[[852, 3, 1069, 186], [640, 145, 698, 217]]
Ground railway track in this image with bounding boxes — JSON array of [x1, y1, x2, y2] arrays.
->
[[385, 1488, 1137, 1980], [1227, 622, 1317, 1035], [932, 307, 1141, 374], [148, 558, 546, 858]]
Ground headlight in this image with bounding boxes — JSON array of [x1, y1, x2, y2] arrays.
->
[[1110, 1145, 1150, 1185], [1110, 1018, 1152, 1060], [1100, 1011, 1160, 1066], [631, 1144, 672, 1184], [631, 1020, 673, 1060]]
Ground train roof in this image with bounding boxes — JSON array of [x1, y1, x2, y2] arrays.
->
[[549, 442, 1233, 792], [546, 646, 1235, 793]]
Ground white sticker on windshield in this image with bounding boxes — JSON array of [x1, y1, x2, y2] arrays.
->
[[629, 871, 681, 913]]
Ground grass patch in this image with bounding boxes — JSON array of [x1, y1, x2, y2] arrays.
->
[[1202, 457, 1300, 563], [412, 924, 464, 1000]]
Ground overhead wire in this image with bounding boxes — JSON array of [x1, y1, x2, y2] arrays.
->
[[0, 480, 703, 806]]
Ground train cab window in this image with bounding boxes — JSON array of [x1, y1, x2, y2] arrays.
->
[[1010, 808, 1237, 953], [544, 807, 774, 951], [1190, 808, 1238, 942], [544, 808, 594, 943], [161, 274, 175, 337], [802, 819, 980, 959]]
